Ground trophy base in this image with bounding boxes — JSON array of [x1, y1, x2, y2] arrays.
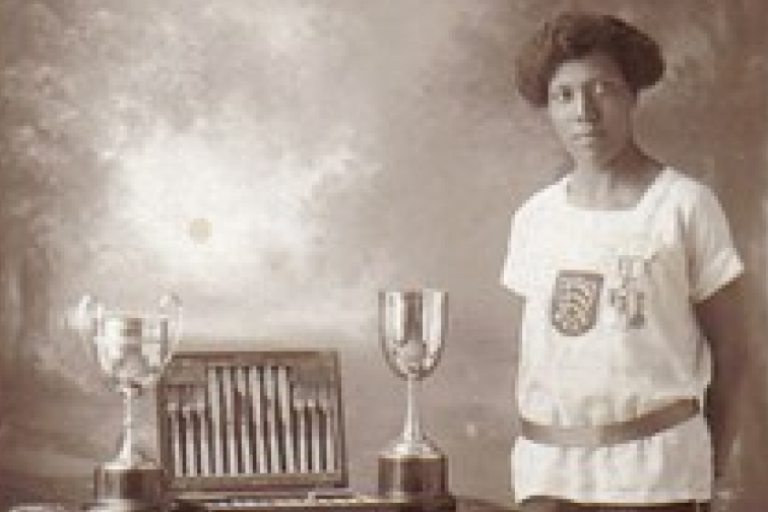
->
[[84, 500, 164, 512], [89, 466, 167, 512], [378, 452, 455, 512]]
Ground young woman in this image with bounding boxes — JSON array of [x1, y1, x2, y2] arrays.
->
[[501, 12, 746, 512]]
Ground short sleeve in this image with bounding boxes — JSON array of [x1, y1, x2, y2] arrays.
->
[[501, 211, 532, 297], [687, 185, 744, 302]]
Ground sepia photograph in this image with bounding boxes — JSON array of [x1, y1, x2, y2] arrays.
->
[[1, 1, 766, 511]]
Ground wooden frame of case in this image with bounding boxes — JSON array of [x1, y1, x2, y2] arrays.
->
[[156, 349, 348, 496]]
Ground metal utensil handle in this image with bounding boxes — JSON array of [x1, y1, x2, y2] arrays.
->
[[159, 293, 183, 362]]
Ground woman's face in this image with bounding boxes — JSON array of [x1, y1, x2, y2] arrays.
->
[[546, 52, 636, 168]]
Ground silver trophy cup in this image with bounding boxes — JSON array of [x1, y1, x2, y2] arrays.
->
[[378, 289, 455, 511], [75, 294, 182, 512]]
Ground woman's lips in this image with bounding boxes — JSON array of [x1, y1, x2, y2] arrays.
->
[[572, 129, 604, 143]]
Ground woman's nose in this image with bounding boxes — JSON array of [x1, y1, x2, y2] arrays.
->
[[573, 90, 599, 121]]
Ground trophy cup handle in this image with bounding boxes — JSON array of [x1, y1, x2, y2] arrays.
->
[[75, 294, 104, 342]]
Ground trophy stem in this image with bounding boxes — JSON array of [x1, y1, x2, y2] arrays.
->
[[403, 374, 424, 445], [115, 386, 142, 467]]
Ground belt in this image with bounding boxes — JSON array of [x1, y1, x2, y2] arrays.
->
[[520, 398, 700, 447]]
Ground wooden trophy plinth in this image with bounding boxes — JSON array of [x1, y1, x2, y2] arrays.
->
[[87, 465, 167, 512], [378, 449, 455, 512]]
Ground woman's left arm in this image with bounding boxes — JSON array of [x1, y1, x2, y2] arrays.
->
[[695, 276, 748, 480]]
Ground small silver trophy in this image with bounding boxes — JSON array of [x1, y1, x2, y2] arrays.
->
[[378, 289, 455, 512], [74, 294, 182, 512]]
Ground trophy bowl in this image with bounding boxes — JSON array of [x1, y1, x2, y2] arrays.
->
[[74, 294, 182, 512], [378, 289, 455, 512]]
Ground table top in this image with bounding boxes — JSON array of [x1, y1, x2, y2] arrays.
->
[[171, 495, 514, 512], [456, 497, 514, 512], [5, 495, 515, 512]]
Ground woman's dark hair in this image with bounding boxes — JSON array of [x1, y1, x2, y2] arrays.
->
[[515, 12, 664, 107]]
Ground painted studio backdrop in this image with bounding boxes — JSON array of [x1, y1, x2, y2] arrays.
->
[[1, 0, 767, 509]]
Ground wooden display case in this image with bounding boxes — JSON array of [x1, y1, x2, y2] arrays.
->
[[156, 349, 413, 511]]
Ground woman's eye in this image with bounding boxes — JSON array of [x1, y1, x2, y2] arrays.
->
[[548, 80, 627, 105], [549, 87, 573, 104]]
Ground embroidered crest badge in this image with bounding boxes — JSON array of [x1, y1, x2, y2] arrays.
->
[[551, 270, 604, 336]]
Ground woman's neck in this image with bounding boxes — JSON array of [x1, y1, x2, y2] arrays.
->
[[567, 145, 662, 210]]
